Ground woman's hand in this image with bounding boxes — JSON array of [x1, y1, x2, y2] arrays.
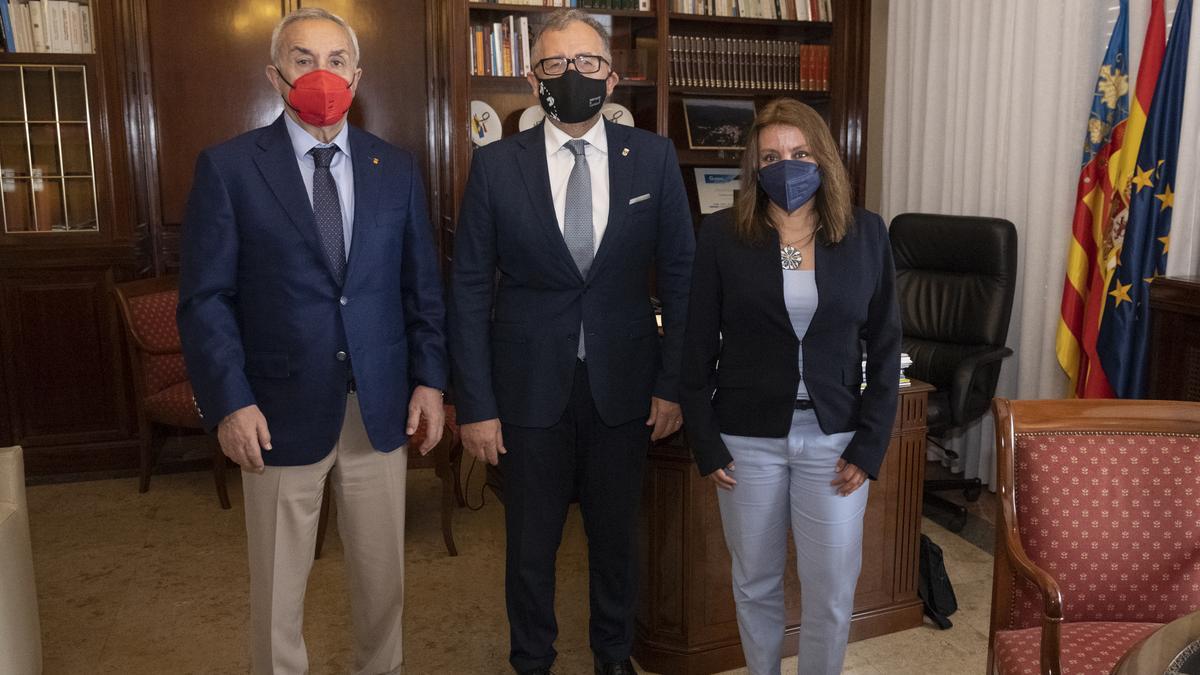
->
[[831, 458, 867, 496], [708, 462, 737, 490]]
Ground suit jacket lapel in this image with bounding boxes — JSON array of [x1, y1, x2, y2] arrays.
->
[[516, 125, 580, 280], [253, 115, 340, 284], [344, 126, 381, 286], [589, 120, 632, 281]]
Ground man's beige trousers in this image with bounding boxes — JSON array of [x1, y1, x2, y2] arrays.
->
[[242, 394, 407, 675]]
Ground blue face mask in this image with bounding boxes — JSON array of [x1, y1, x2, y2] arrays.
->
[[758, 160, 821, 213]]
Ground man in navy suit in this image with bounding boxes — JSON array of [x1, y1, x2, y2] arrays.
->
[[176, 8, 446, 674], [449, 10, 694, 675]]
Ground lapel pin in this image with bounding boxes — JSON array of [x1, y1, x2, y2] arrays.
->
[[372, 157, 380, 165], [621, 148, 630, 157]]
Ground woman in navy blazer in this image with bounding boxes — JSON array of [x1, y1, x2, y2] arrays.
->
[[679, 98, 901, 675]]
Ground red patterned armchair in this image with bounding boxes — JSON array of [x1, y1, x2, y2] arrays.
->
[[988, 398, 1200, 675], [114, 276, 231, 509]]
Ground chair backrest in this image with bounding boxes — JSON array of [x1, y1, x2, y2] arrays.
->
[[890, 213, 1018, 392], [991, 398, 1200, 633], [113, 276, 188, 398]]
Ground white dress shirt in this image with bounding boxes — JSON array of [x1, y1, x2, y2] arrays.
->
[[544, 119, 610, 253], [284, 113, 355, 254]]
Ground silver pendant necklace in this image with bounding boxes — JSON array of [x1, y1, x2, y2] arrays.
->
[[779, 230, 815, 270], [780, 244, 803, 270]]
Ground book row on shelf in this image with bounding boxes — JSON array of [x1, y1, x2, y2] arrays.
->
[[470, 16, 534, 77], [860, 353, 914, 391], [671, 0, 833, 21], [471, 0, 652, 8], [0, 0, 92, 54], [470, 16, 653, 81], [669, 36, 828, 92]]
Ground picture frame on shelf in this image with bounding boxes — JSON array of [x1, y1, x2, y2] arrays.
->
[[682, 97, 756, 150], [693, 167, 741, 214]]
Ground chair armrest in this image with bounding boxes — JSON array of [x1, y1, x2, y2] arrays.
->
[[950, 346, 1013, 426], [998, 490, 1064, 675]]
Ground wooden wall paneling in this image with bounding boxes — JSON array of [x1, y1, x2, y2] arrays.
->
[[425, 0, 456, 267], [117, 0, 166, 274], [141, 0, 285, 228], [90, 0, 136, 246], [1, 267, 133, 451], [445, 1, 473, 229], [830, 0, 871, 205], [299, 0, 432, 199]]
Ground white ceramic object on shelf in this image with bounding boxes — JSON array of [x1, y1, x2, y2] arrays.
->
[[469, 99, 501, 146], [518, 104, 545, 132], [601, 102, 635, 127]]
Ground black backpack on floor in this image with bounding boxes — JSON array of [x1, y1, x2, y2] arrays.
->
[[917, 534, 958, 629]]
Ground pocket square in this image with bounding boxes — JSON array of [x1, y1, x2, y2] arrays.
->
[[629, 193, 651, 205]]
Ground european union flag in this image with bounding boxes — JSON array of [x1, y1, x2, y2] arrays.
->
[[1096, 0, 1191, 398]]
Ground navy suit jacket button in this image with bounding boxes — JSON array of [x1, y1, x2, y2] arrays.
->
[[340, 296, 348, 306], [336, 350, 348, 361]]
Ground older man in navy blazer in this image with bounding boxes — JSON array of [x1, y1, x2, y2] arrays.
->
[[177, 8, 446, 674], [449, 10, 694, 675]]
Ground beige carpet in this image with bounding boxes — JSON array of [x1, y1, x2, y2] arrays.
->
[[27, 464, 993, 674]]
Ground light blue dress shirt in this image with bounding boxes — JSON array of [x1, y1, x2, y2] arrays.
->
[[283, 113, 355, 254], [783, 269, 818, 400]]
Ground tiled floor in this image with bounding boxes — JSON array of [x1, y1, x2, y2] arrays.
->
[[25, 461, 995, 674]]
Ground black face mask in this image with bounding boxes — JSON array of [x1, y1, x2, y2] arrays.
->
[[536, 70, 608, 125]]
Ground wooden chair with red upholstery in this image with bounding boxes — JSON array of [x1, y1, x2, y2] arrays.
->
[[988, 398, 1200, 675], [114, 275, 231, 509]]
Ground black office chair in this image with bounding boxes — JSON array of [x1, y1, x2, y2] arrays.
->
[[890, 213, 1018, 532]]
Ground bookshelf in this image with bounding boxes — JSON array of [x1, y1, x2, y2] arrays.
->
[[0, 0, 143, 475], [0, 57, 100, 234], [440, 0, 870, 252]]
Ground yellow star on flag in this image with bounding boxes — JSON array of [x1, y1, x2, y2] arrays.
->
[[1109, 281, 1133, 306], [1158, 235, 1170, 253], [1156, 184, 1174, 211], [1131, 166, 1155, 192]]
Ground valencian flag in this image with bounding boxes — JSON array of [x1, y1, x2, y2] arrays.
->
[[1058, 0, 1166, 398], [1055, 0, 1130, 397], [1096, 0, 1191, 398]]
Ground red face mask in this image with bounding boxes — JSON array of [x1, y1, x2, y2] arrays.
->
[[277, 69, 355, 127]]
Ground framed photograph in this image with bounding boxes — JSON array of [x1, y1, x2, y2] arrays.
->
[[682, 98, 756, 150], [693, 168, 741, 214]]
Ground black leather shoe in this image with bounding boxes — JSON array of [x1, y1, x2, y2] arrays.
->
[[594, 657, 636, 675], [518, 669, 553, 675]]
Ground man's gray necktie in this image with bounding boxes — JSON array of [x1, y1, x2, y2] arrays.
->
[[309, 145, 346, 285], [563, 139, 593, 359]]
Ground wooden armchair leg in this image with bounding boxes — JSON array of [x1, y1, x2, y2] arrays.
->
[[210, 437, 231, 510], [434, 430, 458, 556], [451, 439, 465, 507], [440, 470, 458, 557], [139, 424, 161, 493], [315, 478, 332, 560]]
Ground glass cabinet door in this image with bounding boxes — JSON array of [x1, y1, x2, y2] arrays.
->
[[0, 64, 98, 233]]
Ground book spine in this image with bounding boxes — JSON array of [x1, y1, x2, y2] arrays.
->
[[68, 0, 81, 53], [53, 0, 67, 53], [0, 0, 14, 52], [519, 16, 530, 76], [12, 1, 26, 52], [29, 0, 47, 52], [483, 24, 493, 76], [78, 0, 89, 53]]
